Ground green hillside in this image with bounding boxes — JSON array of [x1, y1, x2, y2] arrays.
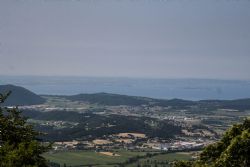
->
[[66, 93, 153, 106], [66, 92, 250, 110], [0, 84, 45, 106], [65, 93, 195, 107], [22, 110, 182, 141]]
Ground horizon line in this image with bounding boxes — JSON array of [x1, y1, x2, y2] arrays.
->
[[1, 74, 250, 82]]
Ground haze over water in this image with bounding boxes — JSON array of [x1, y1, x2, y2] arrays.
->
[[1, 76, 250, 101]]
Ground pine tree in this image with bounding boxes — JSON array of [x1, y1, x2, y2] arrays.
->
[[0, 91, 50, 167]]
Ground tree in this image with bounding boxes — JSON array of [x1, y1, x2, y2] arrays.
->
[[0, 91, 50, 167], [173, 119, 250, 167]]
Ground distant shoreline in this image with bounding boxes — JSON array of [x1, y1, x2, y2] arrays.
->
[[1, 76, 250, 100]]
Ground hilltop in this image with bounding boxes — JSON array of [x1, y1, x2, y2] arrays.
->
[[0, 84, 45, 106]]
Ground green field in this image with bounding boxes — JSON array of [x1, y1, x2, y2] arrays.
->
[[44, 150, 193, 167], [139, 152, 192, 161], [127, 152, 193, 167], [44, 150, 147, 167]]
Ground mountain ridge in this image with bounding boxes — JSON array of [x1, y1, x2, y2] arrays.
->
[[64, 92, 250, 110], [1, 84, 250, 110]]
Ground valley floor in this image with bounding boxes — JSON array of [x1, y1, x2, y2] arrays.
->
[[44, 149, 194, 167]]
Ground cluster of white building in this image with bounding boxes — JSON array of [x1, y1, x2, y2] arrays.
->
[[152, 141, 204, 151]]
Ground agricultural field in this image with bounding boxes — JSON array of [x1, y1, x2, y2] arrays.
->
[[44, 150, 195, 167], [44, 150, 147, 167]]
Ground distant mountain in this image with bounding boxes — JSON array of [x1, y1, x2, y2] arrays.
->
[[65, 92, 195, 107], [1, 83, 249, 110], [66, 92, 153, 106], [65, 92, 250, 110], [0, 84, 45, 106], [200, 98, 250, 111]]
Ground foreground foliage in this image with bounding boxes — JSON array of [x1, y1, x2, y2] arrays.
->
[[174, 118, 250, 167], [0, 91, 50, 167]]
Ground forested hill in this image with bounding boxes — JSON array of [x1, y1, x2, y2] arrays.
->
[[63, 92, 198, 107], [65, 93, 154, 106], [199, 98, 250, 111], [0, 84, 45, 106], [65, 93, 250, 110], [1, 84, 250, 110]]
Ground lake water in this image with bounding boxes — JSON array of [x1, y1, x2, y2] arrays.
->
[[1, 76, 250, 100]]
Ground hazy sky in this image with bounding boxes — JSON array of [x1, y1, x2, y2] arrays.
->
[[0, 0, 250, 79]]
